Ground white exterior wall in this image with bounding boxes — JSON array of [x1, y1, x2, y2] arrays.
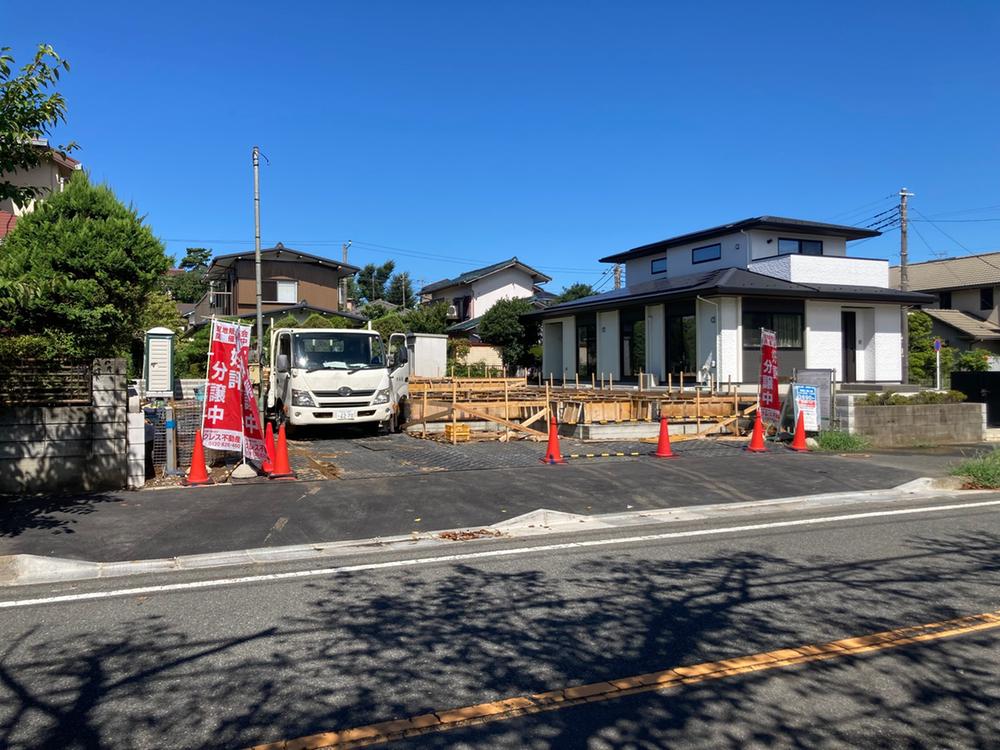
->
[[749, 255, 889, 288], [597, 310, 620, 381], [748, 230, 847, 260], [625, 232, 748, 287], [873, 305, 902, 382], [644, 304, 666, 383], [541, 316, 576, 382], [805, 300, 903, 382], [805, 301, 844, 380], [719, 296, 742, 383], [0, 160, 73, 215], [696, 298, 719, 384], [469, 268, 535, 317]]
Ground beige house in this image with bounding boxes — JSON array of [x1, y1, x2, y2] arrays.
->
[[890, 252, 1000, 354], [189, 243, 364, 325], [0, 139, 82, 241]]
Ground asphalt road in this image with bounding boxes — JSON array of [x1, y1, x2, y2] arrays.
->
[[0, 446, 929, 562], [1, 495, 998, 749]]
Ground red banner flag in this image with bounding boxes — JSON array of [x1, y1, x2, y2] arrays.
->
[[758, 328, 781, 424], [201, 320, 267, 462]]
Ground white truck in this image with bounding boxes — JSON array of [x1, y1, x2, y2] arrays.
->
[[266, 327, 410, 433]]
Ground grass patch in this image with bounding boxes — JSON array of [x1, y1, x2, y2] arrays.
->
[[950, 449, 1000, 488], [815, 430, 870, 453]]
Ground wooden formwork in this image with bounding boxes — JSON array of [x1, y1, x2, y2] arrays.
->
[[407, 376, 758, 443]]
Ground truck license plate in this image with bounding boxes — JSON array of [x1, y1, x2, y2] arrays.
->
[[335, 409, 354, 421]]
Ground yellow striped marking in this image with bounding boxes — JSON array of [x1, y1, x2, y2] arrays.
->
[[248, 609, 1000, 750], [565, 451, 642, 459]]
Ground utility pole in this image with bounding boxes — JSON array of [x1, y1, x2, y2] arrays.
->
[[613, 264, 622, 290], [899, 187, 914, 384], [252, 146, 264, 423], [341, 242, 350, 310]]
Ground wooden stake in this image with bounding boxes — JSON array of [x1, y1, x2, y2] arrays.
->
[[639, 368, 644, 393], [422, 387, 428, 438], [695, 384, 701, 431], [504, 378, 510, 441], [451, 377, 458, 445], [575, 372, 579, 389], [680, 371, 684, 393], [545, 382, 552, 425], [668, 371, 672, 392]]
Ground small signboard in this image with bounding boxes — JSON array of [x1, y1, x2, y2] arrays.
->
[[792, 383, 819, 432], [934, 338, 942, 352]]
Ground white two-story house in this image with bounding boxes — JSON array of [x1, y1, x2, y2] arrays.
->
[[419, 257, 553, 336], [532, 216, 932, 386]]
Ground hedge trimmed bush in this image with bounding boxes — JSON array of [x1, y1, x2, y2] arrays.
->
[[859, 390, 967, 406]]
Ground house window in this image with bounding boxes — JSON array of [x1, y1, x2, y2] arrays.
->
[[777, 238, 823, 256], [650, 257, 667, 275], [691, 243, 722, 264], [742, 312, 804, 349], [981, 287, 994, 311], [263, 279, 299, 303], [939, 291, 952, 308]]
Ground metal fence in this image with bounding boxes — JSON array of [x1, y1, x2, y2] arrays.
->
[[0, 360, 93, 406], [148, 400, 204, 469]]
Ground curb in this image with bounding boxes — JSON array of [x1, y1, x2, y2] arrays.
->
[[0, 476, 980, 588]]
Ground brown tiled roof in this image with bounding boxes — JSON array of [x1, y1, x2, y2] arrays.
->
[[924, 308, 1000, 341], [889, 252, 1000, 291]]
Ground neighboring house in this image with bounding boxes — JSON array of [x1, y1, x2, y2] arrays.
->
[[531, 216, 931, 386], [419, 257, 552, 337], [0, 138, 82, 241], [189, 243, 364, 325], [889, 252, 1000, 354]]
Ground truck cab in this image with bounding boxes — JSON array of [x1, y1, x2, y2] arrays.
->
[[267, 328, 409, 433]]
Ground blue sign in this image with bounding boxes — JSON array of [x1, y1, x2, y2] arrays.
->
[[934, 338, 942, 352]]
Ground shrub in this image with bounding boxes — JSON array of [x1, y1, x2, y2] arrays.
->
[[815, 430, 870, 452], [859, 390, 966, 406], [951, 449, 1000, 488]]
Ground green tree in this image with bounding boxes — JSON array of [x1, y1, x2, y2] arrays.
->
[[555, 282, 595, 302], [385, 271, 415, 308], [0, 173, 170, 359], [907, 310, 954, 384], [404, 300, 449, 333], [955, 348, 991, 372], [179, 247, 211, 270], [477, 297, 539, 374], [0, 44, 77, 207], [162, 246, 211, 303], [356, 260, 396, 303], [139, 290, 184, 333], [369, 312, 407, 342]]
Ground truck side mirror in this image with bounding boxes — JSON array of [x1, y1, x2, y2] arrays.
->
[[276, 354, 290, 373]]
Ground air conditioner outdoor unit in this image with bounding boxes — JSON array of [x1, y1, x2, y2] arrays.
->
[[446, 304, 458, 319]]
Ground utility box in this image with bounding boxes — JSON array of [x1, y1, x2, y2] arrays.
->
[[144, 327, 175, 398], [406, 333, 448, 378]]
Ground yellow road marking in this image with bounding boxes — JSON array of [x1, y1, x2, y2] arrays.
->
[[249, 608, 1000, 750]]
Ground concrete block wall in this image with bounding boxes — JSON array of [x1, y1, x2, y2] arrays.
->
[[851, 402, 986, 448], [0, 359, 128, 494]]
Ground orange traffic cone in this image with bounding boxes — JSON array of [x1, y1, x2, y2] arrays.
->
[[183, 429, 214, 485], [788, 412, 810, 452], [540, 413, 567, 464], [262, 421, 275, 474], [268, 422, 297, 479], [745, 410, 767, 453], [651, 414, 677, 458]]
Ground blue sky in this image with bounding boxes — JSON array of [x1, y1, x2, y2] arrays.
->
[[5, 1, 1000, 293]]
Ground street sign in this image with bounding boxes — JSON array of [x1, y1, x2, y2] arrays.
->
[[934, 338, 942, 351]]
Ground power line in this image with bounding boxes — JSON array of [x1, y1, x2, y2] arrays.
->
[[912, 208, 1000, 274], [825, 194, 896, 221], [911, 218, 1000, 223]]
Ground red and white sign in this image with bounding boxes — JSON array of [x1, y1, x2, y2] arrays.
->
[[758, 328, 781, 424], [201, 320, 267, 461]]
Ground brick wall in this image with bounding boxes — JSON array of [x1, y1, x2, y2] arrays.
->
[[0, 359, 127, 494]]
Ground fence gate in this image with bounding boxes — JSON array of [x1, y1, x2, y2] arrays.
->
[[951, 371, 1000, 426]]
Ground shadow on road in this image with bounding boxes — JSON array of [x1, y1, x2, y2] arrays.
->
[[1, 528, 998, 748]]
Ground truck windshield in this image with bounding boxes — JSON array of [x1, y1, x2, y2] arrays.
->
[[293, 333, 385, 372]]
